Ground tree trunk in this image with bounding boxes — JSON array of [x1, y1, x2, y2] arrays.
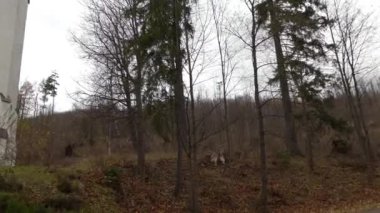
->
[[189, 149, 200, 212], [223, 86, 232, 161], [352, 71, 375, 183], [135, 50, 146, 176], [210, 0, 232, 160], [135, 84, 145, 176], [267, 0, 301, 156], [107, 122, 112, 156], [130, 0, 146, 177], [250, 2, 268, 212], [184, 3, 201, 211], [173, 0, 188, 198], [122, 73, 140, 171], [326, 7, 376, 183], [301, 101, 314, 173]]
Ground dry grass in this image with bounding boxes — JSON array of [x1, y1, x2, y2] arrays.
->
[[11, 95, 380, 212], [60, 153, 380, 212], [4, 149, 380, 212]]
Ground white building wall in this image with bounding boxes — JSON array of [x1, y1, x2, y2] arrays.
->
[[0, 0, 29, 166]]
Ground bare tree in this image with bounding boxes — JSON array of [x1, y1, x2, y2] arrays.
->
[[183, 0, 216, 210], [18, 81, 36, 119], [327, 0, 377, 183], [229, 0, 269, 211], [74, 0, 150, 175], [244, 0, 269, 211], [209, 0, 239, 161]]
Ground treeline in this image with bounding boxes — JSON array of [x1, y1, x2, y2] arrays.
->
[[17, 0, 380, 212]]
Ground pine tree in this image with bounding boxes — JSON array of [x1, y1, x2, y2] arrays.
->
[[257, 0, 330, 156], [146, 1, 200, 210]]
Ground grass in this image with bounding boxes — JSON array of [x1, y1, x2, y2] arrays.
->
[[0, 166, 56, 184], [2, 152, 380, 212]]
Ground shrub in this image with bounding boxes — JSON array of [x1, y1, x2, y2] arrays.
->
[[0, 169, 23, 192], [275, 151, 291, 169], [44, 194, 83, 211], [103, 167, 123, 194], [331, 139, 352, 154], [0, 193, 52, 213], [56, 170, 85, 195], [57, 178, 74, 194]]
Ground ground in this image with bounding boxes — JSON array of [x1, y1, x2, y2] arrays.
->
[[1, 153, 380, 212]]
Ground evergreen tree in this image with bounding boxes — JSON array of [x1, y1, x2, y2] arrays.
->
[[146, 0, 200, 210], [45, 72, 59, 114], [39, 72, 59, 115], [257, 0, 330, 156]]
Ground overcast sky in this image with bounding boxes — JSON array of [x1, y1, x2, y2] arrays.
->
[[20, 0, 380, 112], [20, 0, 87, 112]]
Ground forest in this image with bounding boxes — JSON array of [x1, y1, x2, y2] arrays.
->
[[3, 0, 380, 212]]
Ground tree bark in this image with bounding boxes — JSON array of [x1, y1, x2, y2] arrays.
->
[[131, 0, 146, 176], [248, 1, 268, 211], [135, 81, 146, 176], [326, 2, 375, 183], [267, 0, 301, 156], [301, 101, 314, 173], [173, 0, 189, 198], [210, 0, 232, 160], [184, 3, 201, 211]]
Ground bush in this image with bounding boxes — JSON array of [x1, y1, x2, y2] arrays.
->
[[275, 151, 291, 169], [56, 170, 85, 195], [44, 194, 83, 211], [103, 167, 123, 194], [331, 139, 352, 154], [0, 193, 52, 213], [57, 178, 73, 194], [0, 170, 23, 192]]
